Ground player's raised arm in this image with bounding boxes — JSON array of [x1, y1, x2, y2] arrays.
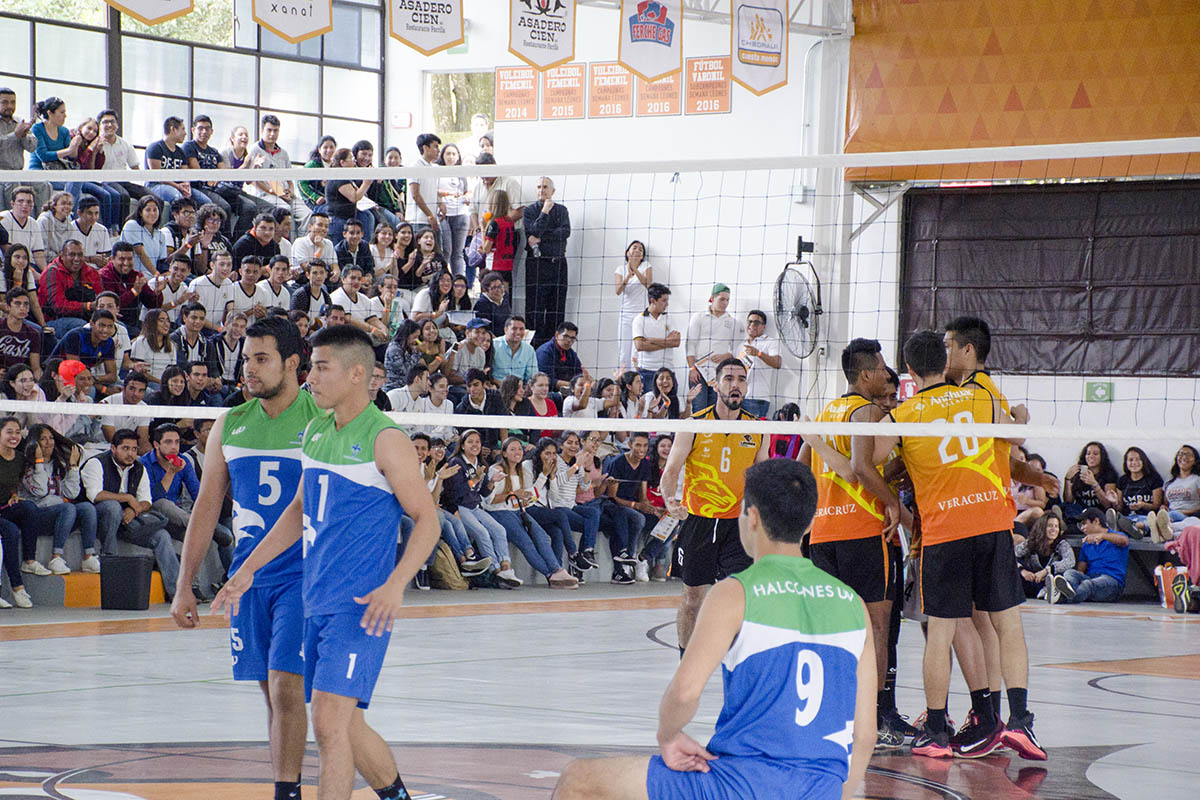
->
[[844, 598, 878, 800], [212, 485, 304, 618], [356, 426, 440, 637], [172, 412, 230, 628], [657, 576, 745, 772]]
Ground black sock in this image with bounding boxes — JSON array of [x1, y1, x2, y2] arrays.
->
[[877, 690, 895, 716], [274, 781, 301, 800], [991, 689, 1002, 716], [925, 707, 948, 735], [1007, 687, 1028, 719], [375, 774, 409, 800], [969, 689, 996, 724], [678, 645, 686, 660]]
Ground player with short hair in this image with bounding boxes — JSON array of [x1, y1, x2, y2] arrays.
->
[[660, 357, 768, 653], [553, 458, 876, 800], [867, 330, 1042, 760], [171, 315, 318, 800], [215, 324, 439, 800]]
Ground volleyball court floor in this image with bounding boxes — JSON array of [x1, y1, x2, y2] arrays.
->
[[0, 583, 1196, 799]]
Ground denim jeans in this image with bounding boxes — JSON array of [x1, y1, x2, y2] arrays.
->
[[690, 381, 717, 415], [148, 184, 214, 217], [0, 516, 22, 590], [48, 316, 87, 339], [599, 500, 644, 558], [741, 398, 770, 419], [328, 209, 375, 247], [487, 508, 560, 576], [527, 505, 578, 563], [1062, 568, 1123, 603], [440, 213, 469, 276], [567, 500, 602, 552], [438, 509, 471, 560], [397, 515, 435, 567], [79, 182, 125, 229], [456, 506, 510, 567], [30, 501, 92, 554]]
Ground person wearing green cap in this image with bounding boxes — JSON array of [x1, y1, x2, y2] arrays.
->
[[685, 284, 743, 415]]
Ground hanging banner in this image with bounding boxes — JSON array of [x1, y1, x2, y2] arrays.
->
[[731, 0, 788, 95], [589, 62, 633, 118], [106, 0, 192, 25], [636, 72, 681, 117], [618, 0, 683, 84], [509, 0, 577, 71], [685, 56, 732, 114], [496, 66, 540, 123], [389, 0, 465, 55], [253, 0, 333, 43], [542, 63, 586, 120]]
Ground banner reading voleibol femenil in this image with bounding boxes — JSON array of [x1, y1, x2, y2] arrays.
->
[[618, 0, 683, 83], [731, 0, 788, 95], [509, 0, 577, 71], [390, 0, 465, 55]]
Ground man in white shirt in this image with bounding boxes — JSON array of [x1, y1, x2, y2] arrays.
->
[[289, 211, 337, 274], [386, 361, 430, 413], [328, 265, 386, 342], [468, 154, 524, 236], [82, 429, 180, 596], [94, 292, 132, 374], [632, 282, 681, 390], [405, 132, 445, 234], [256, 255, 292, 312], [739, 309, 781, 419], [685, 283, 743, 414], [188, 251, 235, 330], [158, 256, 199, 323], [99, 374, 151, 453], [1, 186, 48, 273], [228, 257, 267, 320], [244, 115, 294, 209], [66, 197, 112, 269]]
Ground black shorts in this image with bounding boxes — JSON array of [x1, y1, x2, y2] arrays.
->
[[809, 536, 893, 603], [920, 530, 1024, 619], [674, 515, 751, 587]]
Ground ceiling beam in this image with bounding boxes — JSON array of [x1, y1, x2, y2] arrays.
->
[[576, 0, 853, 38]]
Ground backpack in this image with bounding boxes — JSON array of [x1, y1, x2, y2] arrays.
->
[[428, 540, 468, 590]]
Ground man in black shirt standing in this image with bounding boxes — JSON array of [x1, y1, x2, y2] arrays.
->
[[523, 177, 570, 348], [181, 115, 237, 237]]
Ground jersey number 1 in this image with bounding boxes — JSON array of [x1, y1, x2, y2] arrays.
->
[[316, 474, 330, 522]]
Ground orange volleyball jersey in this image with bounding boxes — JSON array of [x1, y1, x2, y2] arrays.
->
[[963, 370, 1016, 515], [811, 393, 887, 543], [682, 405, 762, 519], [893, 382, 1012, 546]]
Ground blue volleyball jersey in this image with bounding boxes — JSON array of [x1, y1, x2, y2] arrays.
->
[[222, 391, 322, 586], [300, 403, 406, 617], [708, 555, 867, 781]]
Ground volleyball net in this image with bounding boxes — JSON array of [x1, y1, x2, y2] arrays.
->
[[3, 134, 1200, 479]]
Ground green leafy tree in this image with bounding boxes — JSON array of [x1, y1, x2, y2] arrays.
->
[[430, 71, 495, 143]]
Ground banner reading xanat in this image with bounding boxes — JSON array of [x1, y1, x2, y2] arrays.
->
[[253, 0, 333, 43], [390, 0, 464, 55], [618, 0, 683, 83], [510, 0, 576, 71], [731, 0, 788, 95], [105, 0, 192, 25]]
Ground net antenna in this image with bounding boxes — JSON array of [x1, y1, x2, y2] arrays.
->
[[774, 236, 822, 359]]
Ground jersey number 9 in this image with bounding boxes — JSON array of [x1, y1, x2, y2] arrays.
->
[[794, 649, 824, 726]]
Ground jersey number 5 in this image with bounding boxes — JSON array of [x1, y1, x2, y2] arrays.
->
[[258, 461, 282, 505], [794, 649, 825, 726], [934, 412, 980, 465]]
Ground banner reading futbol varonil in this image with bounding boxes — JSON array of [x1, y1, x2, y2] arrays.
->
[[731, 0, 788, 95], [510, 0, 577, 71], [104, 0, 192, 25], [390, 0, 465, 56], [618, 0, 683, 83], [253, 0, 333, 43]]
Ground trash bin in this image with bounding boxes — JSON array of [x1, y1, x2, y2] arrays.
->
[[100, 555, 154, 610]]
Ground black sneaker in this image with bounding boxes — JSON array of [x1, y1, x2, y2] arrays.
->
[[579, 548, 599, 569], [911, 728, 952, 758], [875, 716, 906, 751], [191, 584, 210, 603], [881, 707, 919, 740], [950, 712, 1004, 758], [611, 564, 635, 584], [614, 550, 638, 566], [459, 556, 492, 577], [566, 560, 587, 585], [1002, 712, 1047, 761], [414, 568, 431, 591]]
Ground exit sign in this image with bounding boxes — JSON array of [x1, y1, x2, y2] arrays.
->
[[1085, 381, 1114, 403]]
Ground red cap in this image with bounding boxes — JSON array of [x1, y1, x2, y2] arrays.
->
[[58, 359, 88, 387]]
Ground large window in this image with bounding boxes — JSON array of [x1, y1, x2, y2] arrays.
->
[[1, 2, 383, 164]]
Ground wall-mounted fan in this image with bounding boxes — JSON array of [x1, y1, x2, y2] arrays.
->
[[774, 237, 822, 359]]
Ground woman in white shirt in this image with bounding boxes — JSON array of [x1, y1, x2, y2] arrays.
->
[[370, 222, 397, 278], [37, 191, 75, 262], [436, 143, 470, 276], [417, 372, 457, 441], [614, 240, 652, 371], [128, 309, 175, 385], [120, 195, 172, 277], [527, 437, 583, 570]]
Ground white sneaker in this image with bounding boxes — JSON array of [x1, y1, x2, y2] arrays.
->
[[635, 560, 650, 582], [81, 555, 101, 573], [20, 561, 52, 576], [13, 588, 32, 608], [498, 568, 524, 586], [48, 556, 71, 575], [0, 596, 11, 609]]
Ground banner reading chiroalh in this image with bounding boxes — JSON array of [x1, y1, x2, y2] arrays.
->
[[618, 0, 682, 83], [104, 0, 192, 25], [509, 0, 577, 71], [731, 0, 788, 95], [389, 0, 464, 55], [253, 0, 333, 43]]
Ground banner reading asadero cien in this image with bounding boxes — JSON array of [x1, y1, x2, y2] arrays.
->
[[390, 0, 465, 56], [104, 0, 192, 25], [509, 0, 577, 71], [253, 0, 333, 43]]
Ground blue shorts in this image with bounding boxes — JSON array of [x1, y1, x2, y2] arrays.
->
[[230, 580, 305, 681], [646, 755, 842, 800], [303, 612, 391, 709]]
